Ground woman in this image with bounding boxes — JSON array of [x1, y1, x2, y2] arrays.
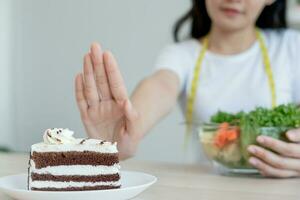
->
[[74, 0, 300, 178]]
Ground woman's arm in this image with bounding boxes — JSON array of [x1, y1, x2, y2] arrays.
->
[[75, 43, 180, 160], [116, 70, 180, 160], [130, 69, 180, 139]]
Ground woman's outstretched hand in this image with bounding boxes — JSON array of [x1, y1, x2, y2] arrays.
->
[[75, 43, 141, 159], [248, 128, 300, 178]]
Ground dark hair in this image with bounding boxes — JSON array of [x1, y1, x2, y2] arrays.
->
[[174, 0, 287, 42]]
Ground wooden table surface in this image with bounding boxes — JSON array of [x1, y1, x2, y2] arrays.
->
[[0, 153, 300, 200]]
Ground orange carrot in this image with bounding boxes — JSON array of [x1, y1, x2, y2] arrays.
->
[[214, 123, 239, 148]]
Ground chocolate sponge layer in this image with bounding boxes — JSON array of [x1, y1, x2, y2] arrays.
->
[[31, 151, 119, 168], [31, 173, 120, 182]]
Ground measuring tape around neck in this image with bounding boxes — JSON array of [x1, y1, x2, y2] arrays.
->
[[184, 28, 277, 147]]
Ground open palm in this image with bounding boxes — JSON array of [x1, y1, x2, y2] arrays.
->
[[75, 43, 140, 155]]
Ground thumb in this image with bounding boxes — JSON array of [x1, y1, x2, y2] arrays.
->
[[286, 128, 300, 142], [124, 99, 139, 122]]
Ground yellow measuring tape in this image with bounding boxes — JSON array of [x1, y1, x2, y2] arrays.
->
[[184, 28, 277, 147], [255, 30, 277, 108]]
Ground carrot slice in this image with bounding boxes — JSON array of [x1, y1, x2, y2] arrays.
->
[[213, 123, 239, 148]]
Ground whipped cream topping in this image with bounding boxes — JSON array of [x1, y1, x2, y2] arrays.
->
[[37, 128, 118, 153], [43, 128, 76, 145]]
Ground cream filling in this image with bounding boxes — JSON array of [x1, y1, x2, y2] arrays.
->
[[30, 180, 121, 189], [30, 160, 120, 176]]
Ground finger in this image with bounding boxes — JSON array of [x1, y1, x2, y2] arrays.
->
[[75, 73, 88, 118], [83, 54, 99, 106], [90, 43, 112, 100], [248, 157, 299, 178], [257, 136, 300, 158], [103, 51, 128, 103], [248, 145, 300, 171], [286, 128, 300, 142]]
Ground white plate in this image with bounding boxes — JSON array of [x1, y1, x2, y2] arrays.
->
[[0, 171, 157, 200]]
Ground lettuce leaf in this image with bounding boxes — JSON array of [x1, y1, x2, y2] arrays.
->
[[210, 104, 300, 128], [240, 115, 260, 161]]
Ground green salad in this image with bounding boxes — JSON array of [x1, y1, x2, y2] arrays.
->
[[200, 104, 300, 169]]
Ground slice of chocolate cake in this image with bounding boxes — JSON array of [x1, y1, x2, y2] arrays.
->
[[28, 128, 121, 191]]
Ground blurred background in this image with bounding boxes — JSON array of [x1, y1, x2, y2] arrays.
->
[[0, 0, 300, 163]]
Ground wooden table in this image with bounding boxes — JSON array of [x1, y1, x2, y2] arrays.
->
[[0, 153, 300, 200]]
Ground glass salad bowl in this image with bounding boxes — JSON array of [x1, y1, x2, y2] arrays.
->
[[199, 123, 290, 175]]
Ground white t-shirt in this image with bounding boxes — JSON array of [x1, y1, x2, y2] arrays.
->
[[155, 29, 300, 121], [154, 29, 300, 162]]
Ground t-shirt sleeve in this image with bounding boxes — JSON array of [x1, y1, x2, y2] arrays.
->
[[289, 30, 300, 104], [154, 44, 190, 93]]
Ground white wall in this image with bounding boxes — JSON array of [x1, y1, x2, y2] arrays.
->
[[11, 0, 194, 163], [0, 0, 14, 149]]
